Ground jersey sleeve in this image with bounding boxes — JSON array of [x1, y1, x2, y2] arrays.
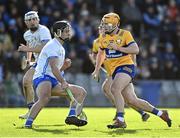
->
[[45, 46, 59, 59], [124, 31, 136, 46], [39, 27, 52, 43]]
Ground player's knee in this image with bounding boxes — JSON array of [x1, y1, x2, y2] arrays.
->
[[111, 83, 124, 95], [39, 97, 49, 106], [80, 87, 87, 99], [111, 85, 121, 95], [102, 83, 109, 95], [111, 86, 116, 95]]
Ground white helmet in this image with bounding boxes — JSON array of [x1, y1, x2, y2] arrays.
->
[[24, 11, 39, 21]]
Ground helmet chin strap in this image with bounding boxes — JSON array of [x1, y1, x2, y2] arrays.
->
[[105, 25, 118, 34], [105, 28, 116, 34], [55, 32, 69, 42]]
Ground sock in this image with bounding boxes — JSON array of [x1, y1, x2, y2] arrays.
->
[[27, 102, 34, 110], [151, 108, 163, 116], [68, 108, 76, 117], [137, 110, 146, 116], [117, 112, 124, 122], [25, 117, 34, 127]]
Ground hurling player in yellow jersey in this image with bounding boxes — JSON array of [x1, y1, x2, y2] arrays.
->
[[92, 12, 171, 128], [90, 26, 150, 122]]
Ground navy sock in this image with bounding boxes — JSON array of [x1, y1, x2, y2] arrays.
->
[[151, 108, 159, 115], [25, 117, 34, 127], [117, 112, 124, 118], [27, 102, 34, 110], [117, 112, 124, 122], [68, 108, 76, 116], [137, 110, 146, 116]]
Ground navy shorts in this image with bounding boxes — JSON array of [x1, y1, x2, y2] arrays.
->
[[112, 64, 136, 80], [33, 75, 58, 90]]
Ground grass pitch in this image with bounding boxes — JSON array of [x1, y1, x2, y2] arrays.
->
[[0, 108, 180, 137]]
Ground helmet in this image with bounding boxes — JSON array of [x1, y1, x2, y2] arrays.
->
[[52, 20, 72, 41], [24, 11, 39, 21], [52, 20, 71, 34], [101, 12, 120, 34]]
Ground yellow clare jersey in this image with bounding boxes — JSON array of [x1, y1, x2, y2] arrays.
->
[[92, 37, 111, 76], [99, 29, 136, 76]]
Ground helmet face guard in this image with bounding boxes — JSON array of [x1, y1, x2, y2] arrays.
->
[[101, 12, 120, 34], [101, 22, 117, 34]]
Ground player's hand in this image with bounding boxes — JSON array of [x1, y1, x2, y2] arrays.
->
[[61, 80, 69, 90], [64, 58, 72, 69], [61, 58, 72, 71], [92, 70, 100, 82], [18, 44, 29, 52], [108, 43, 119, 51]]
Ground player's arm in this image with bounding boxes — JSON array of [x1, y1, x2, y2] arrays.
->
[[25, 42, 33, 63], [60, 58, 72, 71], [27, 52, 32, 62], [93, 48, 105, 73], [92, 48, 105, 81], [49, 57, 68, 89], [19, 27, 51, 53], [89, 52, 97, 65], [108, 41, 139, 54], [109, 30, 139, 54], [120, 31, 139, 55], [18, 40, 49, 53], [118, 42, 139, 54], [26, 52, 32, 66], [89, 39, 99, 65]]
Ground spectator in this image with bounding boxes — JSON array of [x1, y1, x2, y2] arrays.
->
[[143, 6, 161, 39], [121, 0, 142, 37], [0, 22, 13, 53], [4, 71, 24, 107]]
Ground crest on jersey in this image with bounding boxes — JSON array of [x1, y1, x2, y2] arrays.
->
[[116, 39, 121, 44]]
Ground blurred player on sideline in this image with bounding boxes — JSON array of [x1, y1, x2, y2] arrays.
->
[[25, 20, 87, 128], [18, 11, 52, 119], [89, 26, 150, 122], [92, 12, 172, 128]]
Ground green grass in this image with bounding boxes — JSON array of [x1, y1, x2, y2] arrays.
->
[[0, 108, 180, 137]]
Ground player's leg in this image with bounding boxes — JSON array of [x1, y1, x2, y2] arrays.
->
[[122, 83, 171, 127], [102, 76, 149, 121], [52, 84, 87, 114], [102, 77, 115, 106], [107, 73, 131, 129], [25, 81, 51, 128], [19, 67, 35, 119], [129, 104, 150, 122], [52, 84, 88, 127], [102, 77, 118, 120], [122, 85, 150, 122]]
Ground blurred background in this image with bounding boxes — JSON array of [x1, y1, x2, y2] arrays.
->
[[0, 0, 180, 107]]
